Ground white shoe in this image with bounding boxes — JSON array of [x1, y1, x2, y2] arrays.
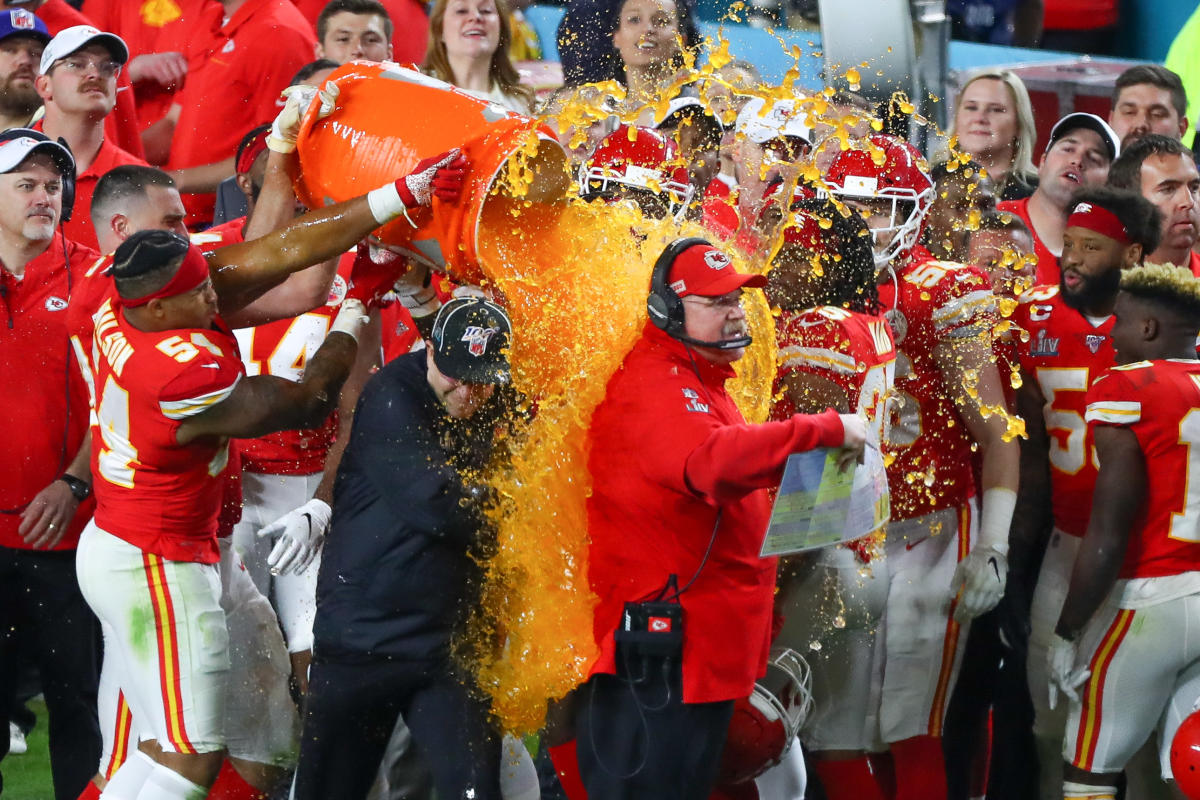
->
[[8, 721, 27, 755]]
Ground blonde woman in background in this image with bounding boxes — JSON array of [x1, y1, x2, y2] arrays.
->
[[422, 0, 536, 114], [947, 69, 1039, 200]]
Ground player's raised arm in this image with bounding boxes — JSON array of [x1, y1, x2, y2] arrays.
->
[[207, 149, 468, 316], [178, 240, 404, 444]]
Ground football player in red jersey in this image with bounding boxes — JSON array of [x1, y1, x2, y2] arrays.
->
[[1048, 263, 1200, 800], [75, 229, 399, 800], [579, 124, 694, 221], [75, 152, 468, 798], [823, 134, 1019, 800], [1008, 187, 1161, 800], [765, 195, 897, 800]]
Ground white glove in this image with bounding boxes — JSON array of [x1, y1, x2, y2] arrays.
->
[[951, 545, 1008, 623], [267, 82, 340, 154], [1047, 632, 1090, 710], [258, 498, 331, 576]]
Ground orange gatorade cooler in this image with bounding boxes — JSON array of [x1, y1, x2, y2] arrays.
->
[[294, 61, 570, 284]]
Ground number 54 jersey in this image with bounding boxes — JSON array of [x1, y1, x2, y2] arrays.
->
[[1086, 359, 1200, 578], [90, 297, 244, 565], [1011, 284, 1115, 538]]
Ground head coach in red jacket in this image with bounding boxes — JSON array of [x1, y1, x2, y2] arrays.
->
[[575, 237, 867, 798]]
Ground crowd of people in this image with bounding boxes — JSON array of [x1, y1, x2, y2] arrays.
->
[[2, 0, 1200, 799]]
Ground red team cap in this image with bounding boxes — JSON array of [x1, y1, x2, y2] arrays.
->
[[668, 243, 767, 298], [1066, 201, 1131, 245]]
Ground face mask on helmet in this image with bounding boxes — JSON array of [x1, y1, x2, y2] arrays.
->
[[579, 125, 696, 222], [716, 647, 814, 785], [825, 135, 934, 271]]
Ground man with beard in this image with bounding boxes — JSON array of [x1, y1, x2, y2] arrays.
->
[[1007, 186, 1160, 800], [998, 113, 1120, 287], [0, 9, 49, 131], [1107, 134, 1200, 275]]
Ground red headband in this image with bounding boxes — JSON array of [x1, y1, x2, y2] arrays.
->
[[235, 130, 269, 175], [119, 244, 209, 307], [1066, 201, 1130, 245]]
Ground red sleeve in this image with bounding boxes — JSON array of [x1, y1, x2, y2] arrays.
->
[[683, 409, 845, 504], [158, 351, 242, 421]]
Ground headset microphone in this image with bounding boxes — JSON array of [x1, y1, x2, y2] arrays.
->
[[672, 331, 752, 350], [646, 236, 758, 350]]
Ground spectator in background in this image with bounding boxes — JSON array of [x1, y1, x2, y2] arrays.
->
[[946, 69, 1038, 200], [557, 0, 698, 87], [923, 159, 998, 262], [654, 95, 724, 196], [35, 25, 146, 250], [316, 0, 393, 63], [0, 9, 50, 131], [1107, 64, 1188, 150], [165, 0, 315, 229], [422, 0, 535, 114], [1107, 134, 1200, 274], [80, 0, 197, 163], [14, 0, 145, 159], [610, 0, 688, 116], [997, 112, 1119, 285], [967, 209, 1037, 297], [296, 0, 429, 63]]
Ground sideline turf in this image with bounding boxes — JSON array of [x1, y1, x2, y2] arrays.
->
[[2, 698, 54, 799]]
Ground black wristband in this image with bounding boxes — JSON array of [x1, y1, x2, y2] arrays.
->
[[58, 474, 91, 502]]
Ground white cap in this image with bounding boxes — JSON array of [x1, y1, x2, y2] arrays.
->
[[1046, 112, 1121, 162], [39, 25, 128, 76], [735, 97, 813, 145], [655, 96, 727, 133], [0, 129, 74, 175]]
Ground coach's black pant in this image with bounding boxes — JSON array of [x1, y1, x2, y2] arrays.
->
[[0, 546, 101, 800], [575, 655, 734, 800], [293, 654, 501, 800]]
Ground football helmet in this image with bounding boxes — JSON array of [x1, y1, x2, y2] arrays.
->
[[579, 125, 695, 221], [824, 134, 934, 269], [1172, 709, 1200, 798], [717, 647, 814, 784]]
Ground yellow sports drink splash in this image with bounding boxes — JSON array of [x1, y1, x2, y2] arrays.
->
[[294, 63, 774, 732]]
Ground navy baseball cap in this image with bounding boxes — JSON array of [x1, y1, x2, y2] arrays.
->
[[0, 9, 49, 45], [430, 298, 512, 384]]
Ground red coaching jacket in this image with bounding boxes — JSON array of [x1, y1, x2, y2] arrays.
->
[[586, 322, 845, 703]]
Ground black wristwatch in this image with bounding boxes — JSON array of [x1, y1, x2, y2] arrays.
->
[[58, 474, 91, 502]]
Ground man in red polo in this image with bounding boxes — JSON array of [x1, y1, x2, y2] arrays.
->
[[1107, 134, 1200, 276], [0, 128, 103, 800], [578, 238, 865, 797], [998, 113, 1119, 286], [166, 0, 315, 227], [35, 25, 146, 249]]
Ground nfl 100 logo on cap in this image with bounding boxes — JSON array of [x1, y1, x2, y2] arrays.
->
[[431, 297, 512, 384]]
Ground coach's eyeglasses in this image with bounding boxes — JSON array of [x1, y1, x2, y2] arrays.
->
[[682, 291, 745, 311]]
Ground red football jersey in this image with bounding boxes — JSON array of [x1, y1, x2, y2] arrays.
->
[[877, 251, 998, 520], [196, 221, 354, 474], [1086, 359, 1200, 578], [90, 298, 244, 564], [771, 305, 896, 444], [1011, 284, 1114, 537], [998, 197, 1059, 286]]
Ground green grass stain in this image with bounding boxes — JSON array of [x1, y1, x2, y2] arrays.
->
[[128, 604, 155, 663]]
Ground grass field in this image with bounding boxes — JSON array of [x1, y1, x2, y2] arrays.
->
[[3, 698, 55, 799]]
